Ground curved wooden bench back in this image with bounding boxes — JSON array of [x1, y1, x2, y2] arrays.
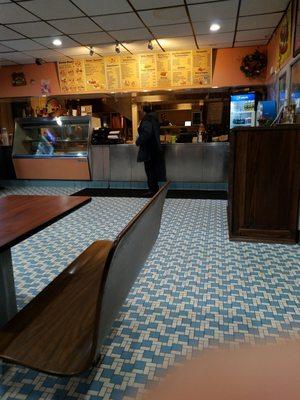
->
[[96, 182, 170, 355]]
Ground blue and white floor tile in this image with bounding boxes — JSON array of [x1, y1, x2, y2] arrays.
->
[[0, 186, 299, 399]]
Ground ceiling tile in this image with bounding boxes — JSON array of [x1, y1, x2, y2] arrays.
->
[[189, 0, 239, 21], [194, 18, 236, 35], [19, 0, 83, 20], [151, 23, 193, 38], [93, 43, 127, 54], [70, 32, 113, 45], [0, 52, 35, 61], [0, 43, 15, 52], [240, 0, 290, 16], [197, 32, 234, 45], [131, 0, 183, 9], [0, 61, 17, 66], [0, 25, 24, 40], [110, 27, 151, 41], [210, 42, 233, 49], [158, 36, 196, 51], [238, 13, 283, 30], [235, 28, 273, 41], [24, 49, 63, 57], [0, 39, 45, 50], [0, 3, 38, 23], [124, 40, 162, 53], [59, 46, 90, 56], [93, 12, 143, 30], [33, 35, 79, 48], [71, 0, 131, 15], [235, 40, 268, 47], [50, 17, 100, 34], [8, 21, 61, 37], [138, 6, 188, 27]]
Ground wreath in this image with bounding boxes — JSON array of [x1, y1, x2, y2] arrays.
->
[[240, 50, 267, 79]]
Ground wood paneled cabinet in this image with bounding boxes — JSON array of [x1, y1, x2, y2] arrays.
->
[[228, 125, 300, 244]]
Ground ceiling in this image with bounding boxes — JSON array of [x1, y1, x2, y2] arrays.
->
[[0, 0, 290, 66]]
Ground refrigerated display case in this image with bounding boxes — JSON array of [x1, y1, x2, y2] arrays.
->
[[230, 93, 256, 129], [12, 116, 92, 180]]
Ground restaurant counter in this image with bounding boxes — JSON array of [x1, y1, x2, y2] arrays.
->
[[90, 142, 229, 183]]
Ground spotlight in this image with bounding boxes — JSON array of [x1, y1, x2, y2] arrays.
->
[[147, 40, 153, 50], [52, 38, 62, 46], [115, 42, 120, 54], [210, 23, 221, 32], [35, 58, 45, 65], [89, 46, 94, 56]]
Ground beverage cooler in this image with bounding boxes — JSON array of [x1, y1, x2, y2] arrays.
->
[[12, 116, 92, 180], [230, 93, 256, 129]]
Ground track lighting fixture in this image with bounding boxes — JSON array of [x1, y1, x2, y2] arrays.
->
[[115, 42, 120, 54], [89, 46, 94, 56], [147, 40, 153, 50]]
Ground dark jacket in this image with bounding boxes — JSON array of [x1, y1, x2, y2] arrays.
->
[[136, 112, 161, 162]]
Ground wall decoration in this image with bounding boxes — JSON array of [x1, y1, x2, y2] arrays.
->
[[57, 49, 212, 94], [11, 72, 26, 86], [277, 0, 293, 70], [293, 0, 300, 56], [240, 50, 267, 79], [41, 79, 51, 95]]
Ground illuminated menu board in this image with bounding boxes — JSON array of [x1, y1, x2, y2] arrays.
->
[[156, 53, 171, 87], [105, 56, 121, 91], [84, 58, 106, 91], [140, 54, 157, 89], [120, 55, 140, 90], [171, 51, 192, 87], [58, 48, 212, 93]]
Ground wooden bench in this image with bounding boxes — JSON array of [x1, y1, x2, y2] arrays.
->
[[0, 182, 170, 376]]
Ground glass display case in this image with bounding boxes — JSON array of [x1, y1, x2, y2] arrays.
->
[[13, 116, 91, 158], [13, 117, 92, 180]]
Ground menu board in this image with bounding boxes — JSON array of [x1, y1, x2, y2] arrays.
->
[[58, 48, 212, 93], [120, 55, 140, 90], [156, 53, 171, 87], [171, 51, 192, 87], [105, 56, 121, 91], [84, 59, 106, 91], [58, 60, 85, 93], [192, 49, 211, 86], [140, 54, 157, 88]]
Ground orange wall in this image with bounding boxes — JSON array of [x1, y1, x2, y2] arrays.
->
[[0, 63, 61, 98], [212, 45, 267, 87], [0, 46, 267, 99]]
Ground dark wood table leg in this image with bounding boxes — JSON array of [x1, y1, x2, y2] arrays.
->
[[0, 249, 17, 327]]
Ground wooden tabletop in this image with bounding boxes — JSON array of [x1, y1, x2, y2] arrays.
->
[[0, 195, 91, 252]]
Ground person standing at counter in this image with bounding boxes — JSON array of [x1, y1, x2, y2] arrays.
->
[[136, 105, 162, 196]]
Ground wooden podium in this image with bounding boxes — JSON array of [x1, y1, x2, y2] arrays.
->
[[228, 125, 300, 244]]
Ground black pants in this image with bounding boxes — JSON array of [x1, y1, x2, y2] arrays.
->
[[144, 158, 159, 193]]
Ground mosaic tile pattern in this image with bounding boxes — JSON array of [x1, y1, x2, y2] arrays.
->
[[0, 186, 299, 400]]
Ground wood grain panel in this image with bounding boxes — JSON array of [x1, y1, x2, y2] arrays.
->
[[0, 195, 91, 252], [228, 126, 300, 243]]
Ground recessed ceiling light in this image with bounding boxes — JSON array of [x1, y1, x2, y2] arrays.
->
[[52, 38, 62, 46], [210, 23, 221, 32]]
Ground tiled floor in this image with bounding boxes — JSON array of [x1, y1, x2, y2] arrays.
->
[[0, 186, 299, 400]]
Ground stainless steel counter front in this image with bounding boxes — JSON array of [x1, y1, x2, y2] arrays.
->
[[90, 143, 229, 183]]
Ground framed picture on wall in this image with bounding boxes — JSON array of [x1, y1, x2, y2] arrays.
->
[[294, 0, 300, 56]]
